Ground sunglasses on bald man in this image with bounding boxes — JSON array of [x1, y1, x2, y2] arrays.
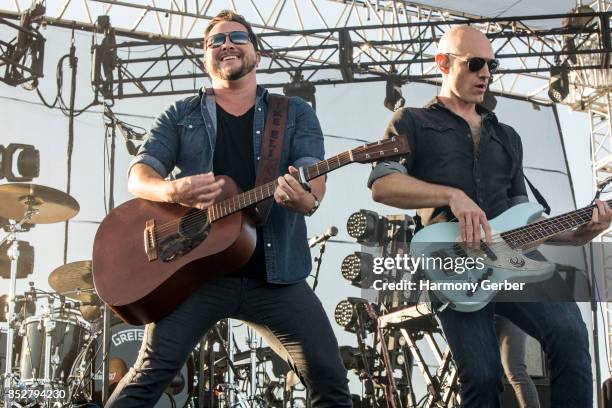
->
[[206, 31, 253, 48], [445, 53, 500, 74]]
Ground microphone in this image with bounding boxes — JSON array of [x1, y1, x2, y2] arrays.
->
[[308, 226, 338, 247]]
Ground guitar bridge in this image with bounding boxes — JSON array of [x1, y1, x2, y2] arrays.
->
[[144, 219, 158, 261]]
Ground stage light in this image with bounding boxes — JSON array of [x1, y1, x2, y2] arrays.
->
[[334, 298, 377, 333], [384, 78, 405, 112], [562, 5, 596, 30], [548, 63, 570, 103], [338, 29, 354, 82], [334, 299, 355, 328], [283, 74, 316, 111], [339, 345, 376, 373], [341, 252, 374, 288], [92, 15, 117, 100], [0, 143, 39, 182], [347, 210, 386, 246]]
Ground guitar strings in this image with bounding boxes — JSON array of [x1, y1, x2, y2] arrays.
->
[[415, 201, 607, 260], [501, 200, 608, 245], [152, 143, 439, 243], [154, 151, 357, 238]]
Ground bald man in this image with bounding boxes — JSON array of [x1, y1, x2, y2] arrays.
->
[[368, 26, 611, 407]]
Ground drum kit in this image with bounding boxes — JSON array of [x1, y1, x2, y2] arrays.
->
[[0, 183, 305, 408]]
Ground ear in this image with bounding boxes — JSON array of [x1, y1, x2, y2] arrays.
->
[[435, 53, 450, 74], [255, 52, 261, 67]]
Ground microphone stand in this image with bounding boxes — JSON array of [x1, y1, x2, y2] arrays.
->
[[311, 239, 327, 292]]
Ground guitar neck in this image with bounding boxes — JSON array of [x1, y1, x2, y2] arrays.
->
[[207, 150, 354, 222], [501, 199, 612, 248]]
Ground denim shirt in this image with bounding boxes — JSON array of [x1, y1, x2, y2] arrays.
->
[[128, 85, 324, 283], [368, 100, 528, 225]]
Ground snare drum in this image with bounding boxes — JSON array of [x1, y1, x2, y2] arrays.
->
[[19, 307, 90, 383]]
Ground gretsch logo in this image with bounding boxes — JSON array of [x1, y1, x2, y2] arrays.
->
[[112, 329, 144, 346]]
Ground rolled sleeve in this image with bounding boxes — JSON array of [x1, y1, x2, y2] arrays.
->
[[127, 103, 181, 178], [289, 98, 325, 168], [127, 154, 169, 178], [367, 161, 408, 188]]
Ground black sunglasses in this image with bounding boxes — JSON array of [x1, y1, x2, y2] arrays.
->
[[446, 53, 499, 74], [206, 31, 252, 48]]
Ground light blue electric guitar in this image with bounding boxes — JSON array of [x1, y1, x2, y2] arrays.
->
[[410, 201, 599, 312]]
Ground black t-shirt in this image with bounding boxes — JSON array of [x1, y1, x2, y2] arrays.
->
[[213, 104, 266, 279]]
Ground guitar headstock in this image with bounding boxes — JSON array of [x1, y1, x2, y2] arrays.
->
[[351, 136, 409, 163]]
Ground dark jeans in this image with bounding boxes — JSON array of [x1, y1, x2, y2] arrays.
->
[[495, 315, 540, 408], [437, 302, 592, 408], [106, 276, 351, 407]]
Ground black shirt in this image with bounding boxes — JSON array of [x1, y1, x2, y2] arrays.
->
[[372, 100, 528, 225], [213, 104, 266, 279]]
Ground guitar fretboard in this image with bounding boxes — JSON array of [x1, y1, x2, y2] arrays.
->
[[206, 151, 353, 222], [501, 199, 611, 248]]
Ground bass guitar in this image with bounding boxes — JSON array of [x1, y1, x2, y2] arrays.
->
[[411, 201, 599, 312]]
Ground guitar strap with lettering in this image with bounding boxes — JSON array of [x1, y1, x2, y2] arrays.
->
[[252, 94, 289, 225]]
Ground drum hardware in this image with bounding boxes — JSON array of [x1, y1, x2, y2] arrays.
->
[[1, 207, 39, 396], [0, 183, 80, 402], [247, 327, 258, 401]]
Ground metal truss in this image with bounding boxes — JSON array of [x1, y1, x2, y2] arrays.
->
[[0, 1, 610, 103]]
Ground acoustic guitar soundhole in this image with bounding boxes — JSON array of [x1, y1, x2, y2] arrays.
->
[[158, 208, 210, 262]]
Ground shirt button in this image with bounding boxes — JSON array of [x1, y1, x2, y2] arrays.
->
[[266, 243, 272, 247], [256, 130, 261, 134], [257, 156, 260, 161], [257, 107, 262, 111], [188, 125, 193, 129]]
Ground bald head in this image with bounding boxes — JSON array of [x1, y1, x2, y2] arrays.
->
[[437, 26, 493, 59], [435, 26, 495, 107]]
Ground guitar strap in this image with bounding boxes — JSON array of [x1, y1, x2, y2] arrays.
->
[[252, 94, 289, 225], [495, 123, 552, 215]]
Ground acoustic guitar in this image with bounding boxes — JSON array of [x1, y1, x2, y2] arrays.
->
[[93, 137, 408, 324]]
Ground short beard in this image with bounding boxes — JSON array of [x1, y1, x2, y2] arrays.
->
[[210, 55, 256, 81]]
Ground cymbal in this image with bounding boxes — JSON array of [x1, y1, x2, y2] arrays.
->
[[0, 183, 79, 224], [48, 260, 98, 302]]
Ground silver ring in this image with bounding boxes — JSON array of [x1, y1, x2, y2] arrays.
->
[[283, 194, 290, 203]]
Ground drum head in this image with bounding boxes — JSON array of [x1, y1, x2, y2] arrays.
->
[[76, 322, 193, 408]]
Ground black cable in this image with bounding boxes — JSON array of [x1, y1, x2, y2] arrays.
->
[[164, 392, 177, 408]]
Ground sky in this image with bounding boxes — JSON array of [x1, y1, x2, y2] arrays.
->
[[0, 3, 607, 404]]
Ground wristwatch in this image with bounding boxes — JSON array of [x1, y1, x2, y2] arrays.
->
[[305, 192, 320, 216]]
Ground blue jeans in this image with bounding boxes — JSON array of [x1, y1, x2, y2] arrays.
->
[[437, 302, 592, 407], [106, 276, 351, 407]]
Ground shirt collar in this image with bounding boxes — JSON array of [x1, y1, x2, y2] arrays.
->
[[198, 84, 268, 100], [425, 96, 497, 123]]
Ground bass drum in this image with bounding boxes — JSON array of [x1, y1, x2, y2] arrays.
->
[[71, 321, 195, 407]]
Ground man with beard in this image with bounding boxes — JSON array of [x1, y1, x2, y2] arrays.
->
[[368, 26, 611, 406], [106, 10, 351, 407]]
